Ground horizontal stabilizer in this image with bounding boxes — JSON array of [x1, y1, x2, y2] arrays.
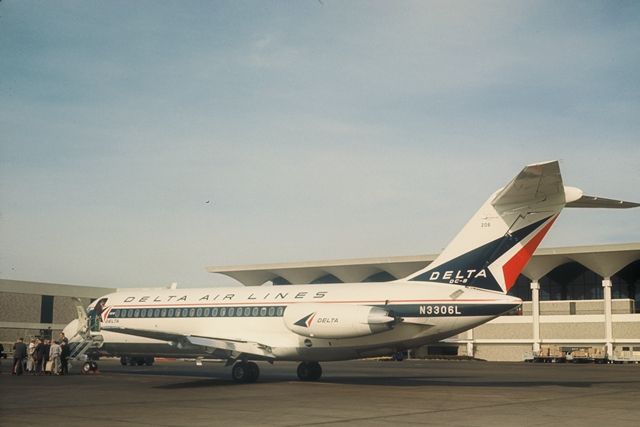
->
[[492, 161, 565, 213], [566, 195, 640, 209]]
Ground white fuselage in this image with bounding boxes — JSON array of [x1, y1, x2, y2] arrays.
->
[[88, 281, 521, 362]]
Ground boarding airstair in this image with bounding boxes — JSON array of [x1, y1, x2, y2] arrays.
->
[[62, 302, 105, 373]]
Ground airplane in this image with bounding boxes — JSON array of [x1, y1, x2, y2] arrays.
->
[[62, 160, 638, 382]]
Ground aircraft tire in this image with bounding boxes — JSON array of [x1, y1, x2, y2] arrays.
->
[[246, 362, 259, 382], [232, 361, 259, 383], [81, 361, 98, 374], [81, 361, 92, 374], [297, 361, 322, 381]]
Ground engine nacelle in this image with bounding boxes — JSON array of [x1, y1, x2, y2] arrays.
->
[[283, 303, 398, 339]]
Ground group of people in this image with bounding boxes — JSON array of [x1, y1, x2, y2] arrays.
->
[[9, 333, 71, 375]]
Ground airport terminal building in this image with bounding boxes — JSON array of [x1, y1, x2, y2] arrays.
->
[[1, 242, 639, 362]]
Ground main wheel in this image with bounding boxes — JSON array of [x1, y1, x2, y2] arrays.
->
[[297, 361, 322, 381], [231, 361, 259, 383], [246, 361, 259, 382]]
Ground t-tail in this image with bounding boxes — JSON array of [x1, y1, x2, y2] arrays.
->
[[406, 160, 639, 293]]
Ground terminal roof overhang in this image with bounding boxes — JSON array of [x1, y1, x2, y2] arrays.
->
[[207, 243, 640, 286]]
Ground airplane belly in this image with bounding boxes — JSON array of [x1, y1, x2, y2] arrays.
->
[[272, 322, 444, 361]]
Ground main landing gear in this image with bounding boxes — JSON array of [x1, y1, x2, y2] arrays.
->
[[231, 361, 260, 383], [297, 361, 322, 381], [230, 361, 323, 383]]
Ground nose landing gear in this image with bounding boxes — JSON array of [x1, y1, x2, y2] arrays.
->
[[81, 360, 99, 374]]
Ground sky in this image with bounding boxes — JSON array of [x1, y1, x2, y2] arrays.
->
[[1, 0, 639, 289]]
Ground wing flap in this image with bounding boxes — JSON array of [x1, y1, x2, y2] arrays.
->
[[187, 335, 274, 358], [101, 326, 275, 359]]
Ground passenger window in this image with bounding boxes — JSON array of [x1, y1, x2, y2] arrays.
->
[[203, 308, 210, 316], [212, 308, 219, 317], [174, 308, 182, 317], [160, 309, 167, 317], [251, 307, 259, 316], [111, 310, 119, 318], [276, 307, 284, 316], [260, 307, 267, 316], [268, 307, 275, 316], [244, 307, 251, 316], [127, 309, 133, 318], [133, 309, 140, 318], [220, 307, 227, 317], [196, 308, 203, 317], [189, 308, 196, 317], [168, 308, 174, 317]]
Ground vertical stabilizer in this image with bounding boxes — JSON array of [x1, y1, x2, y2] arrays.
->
[[407, 161, 565, 293]]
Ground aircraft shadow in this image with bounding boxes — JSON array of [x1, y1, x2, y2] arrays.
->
[[152, 375, 640, 390]]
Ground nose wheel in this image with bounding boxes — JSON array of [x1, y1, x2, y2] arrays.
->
[[231, 361, 260, 383], [297, 361, 322, 381], [81, 361, 99, 374]]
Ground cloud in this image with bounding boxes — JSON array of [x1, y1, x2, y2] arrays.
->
[[1, 1, 638, 287]]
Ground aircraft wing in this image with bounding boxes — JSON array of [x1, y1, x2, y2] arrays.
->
[[101, 326, 276, 359]]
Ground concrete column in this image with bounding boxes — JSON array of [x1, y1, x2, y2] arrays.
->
[[530, 280, 541, 353], [602, 277, 613, 357], [466, 328, 474, 358]]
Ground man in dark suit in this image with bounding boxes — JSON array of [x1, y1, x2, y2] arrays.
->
[[59, 332, 70, 375], [12, 338, 28, 375]]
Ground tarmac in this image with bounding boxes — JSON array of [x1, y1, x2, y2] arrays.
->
[[1, 358, 639, 426]]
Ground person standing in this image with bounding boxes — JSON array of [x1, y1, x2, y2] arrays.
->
[[40, 339, 51, 375], [90, 299, 106, 331], [49, 340, 61, 375], [59, 333, 70, 375], [27, 339, 36, 373], [12, 338, 28, 375], [35, 339, 46, 374]]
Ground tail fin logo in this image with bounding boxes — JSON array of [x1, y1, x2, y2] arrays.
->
[[427, 268, 488, 283], [411, 215, 557, 293]]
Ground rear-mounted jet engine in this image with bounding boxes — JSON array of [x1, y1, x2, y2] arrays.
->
[[283, 304, 400, 339]]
